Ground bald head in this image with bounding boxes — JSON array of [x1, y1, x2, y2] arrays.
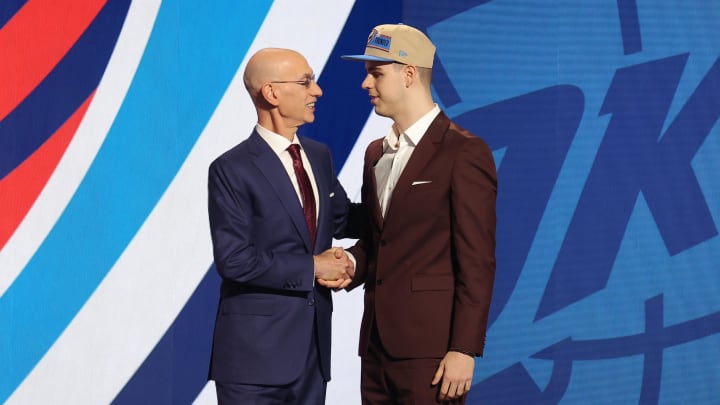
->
[[241, 48, 322, 139], [244, 48, 306, 98]]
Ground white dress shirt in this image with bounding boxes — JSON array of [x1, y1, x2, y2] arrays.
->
[[256, 124, 319, 222], [376, 105, 441, 216]]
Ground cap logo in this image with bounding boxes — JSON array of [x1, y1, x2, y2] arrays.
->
[[366, 30, 392, 53]]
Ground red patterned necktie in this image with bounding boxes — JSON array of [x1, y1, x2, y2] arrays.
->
[[287, 144, 316, 249]]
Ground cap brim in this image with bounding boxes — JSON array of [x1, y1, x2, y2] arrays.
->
[[341, 54, 396, 63]]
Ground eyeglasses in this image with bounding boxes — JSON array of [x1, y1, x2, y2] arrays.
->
[[270, 74, 316, 89]]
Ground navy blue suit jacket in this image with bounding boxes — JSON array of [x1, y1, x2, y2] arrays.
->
[[207, 131, 350, 385]]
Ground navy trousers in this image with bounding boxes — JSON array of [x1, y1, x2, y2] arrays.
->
[[215, 323, 327, 405]]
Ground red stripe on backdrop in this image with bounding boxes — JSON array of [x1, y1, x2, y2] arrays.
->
[[0, 92, 95, 250], [0, 0, 107, 121]]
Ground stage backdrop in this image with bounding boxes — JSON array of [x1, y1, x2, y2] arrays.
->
[[1, 0, 718, 404]]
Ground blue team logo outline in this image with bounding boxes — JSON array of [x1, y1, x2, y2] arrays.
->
[[414, 0, 720, 403]]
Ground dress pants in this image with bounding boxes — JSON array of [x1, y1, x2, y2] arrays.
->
[[360, 321, 466, 405], [215, 319, 326, 405]]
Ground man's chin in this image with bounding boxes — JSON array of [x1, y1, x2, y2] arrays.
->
[[373, 106, 389, 118]]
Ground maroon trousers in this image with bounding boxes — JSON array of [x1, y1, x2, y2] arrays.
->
[[360, 323, 466, 405]]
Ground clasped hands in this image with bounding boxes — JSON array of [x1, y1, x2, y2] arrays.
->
[[313, 247, 354, 289]]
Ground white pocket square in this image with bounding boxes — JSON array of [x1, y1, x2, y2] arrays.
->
[[329, 192, 335, 197], [411, 180, 432, 185]]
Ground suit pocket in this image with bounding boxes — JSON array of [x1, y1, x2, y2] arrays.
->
[[411, 275, 454, 291], [221, 296, 276, 316], [410, 183, 443, 193]]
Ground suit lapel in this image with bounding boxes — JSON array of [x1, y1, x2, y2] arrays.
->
[[365, 140, 385, 231], [384, 113, 449, 221], [248, 132, 313, 251]]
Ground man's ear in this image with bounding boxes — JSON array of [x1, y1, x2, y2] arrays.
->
[[404, 65, 417, 88], [261, 83, 280, 106]]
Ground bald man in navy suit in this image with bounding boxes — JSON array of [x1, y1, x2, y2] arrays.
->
[[208, 48, 354, 404]]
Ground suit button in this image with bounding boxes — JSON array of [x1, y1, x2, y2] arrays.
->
[[376, 279, 383, 286], [308, 299, 315, 306]]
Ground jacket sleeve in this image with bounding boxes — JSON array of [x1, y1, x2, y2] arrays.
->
[[344, 142, 380, 291], [208, 158, 315, 292], [448, 136, 498, 356]]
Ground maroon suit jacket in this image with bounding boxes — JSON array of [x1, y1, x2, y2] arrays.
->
[[348, 112, 497, 359]]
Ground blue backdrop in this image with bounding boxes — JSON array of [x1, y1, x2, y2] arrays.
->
[[1, 0, 718, 403]]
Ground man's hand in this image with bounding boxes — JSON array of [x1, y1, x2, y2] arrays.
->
[[431, 350, 475, 401], [314, 248, 353, 289]]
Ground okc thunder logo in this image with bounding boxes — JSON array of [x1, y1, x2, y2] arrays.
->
[[366, 29, 392, 52], [367, 28, 378, 44]]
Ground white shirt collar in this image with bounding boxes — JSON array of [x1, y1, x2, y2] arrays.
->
[[382, 104, 441, 152], [256, 124, 301, 155]]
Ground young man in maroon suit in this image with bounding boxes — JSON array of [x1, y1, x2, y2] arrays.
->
[[338, 24, 497, 404]]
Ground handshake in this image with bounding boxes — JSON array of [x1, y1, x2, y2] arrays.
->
[[313, 247, 354, 289]]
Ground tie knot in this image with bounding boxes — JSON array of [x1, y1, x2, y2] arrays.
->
[[287, 144, 302, 162]]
